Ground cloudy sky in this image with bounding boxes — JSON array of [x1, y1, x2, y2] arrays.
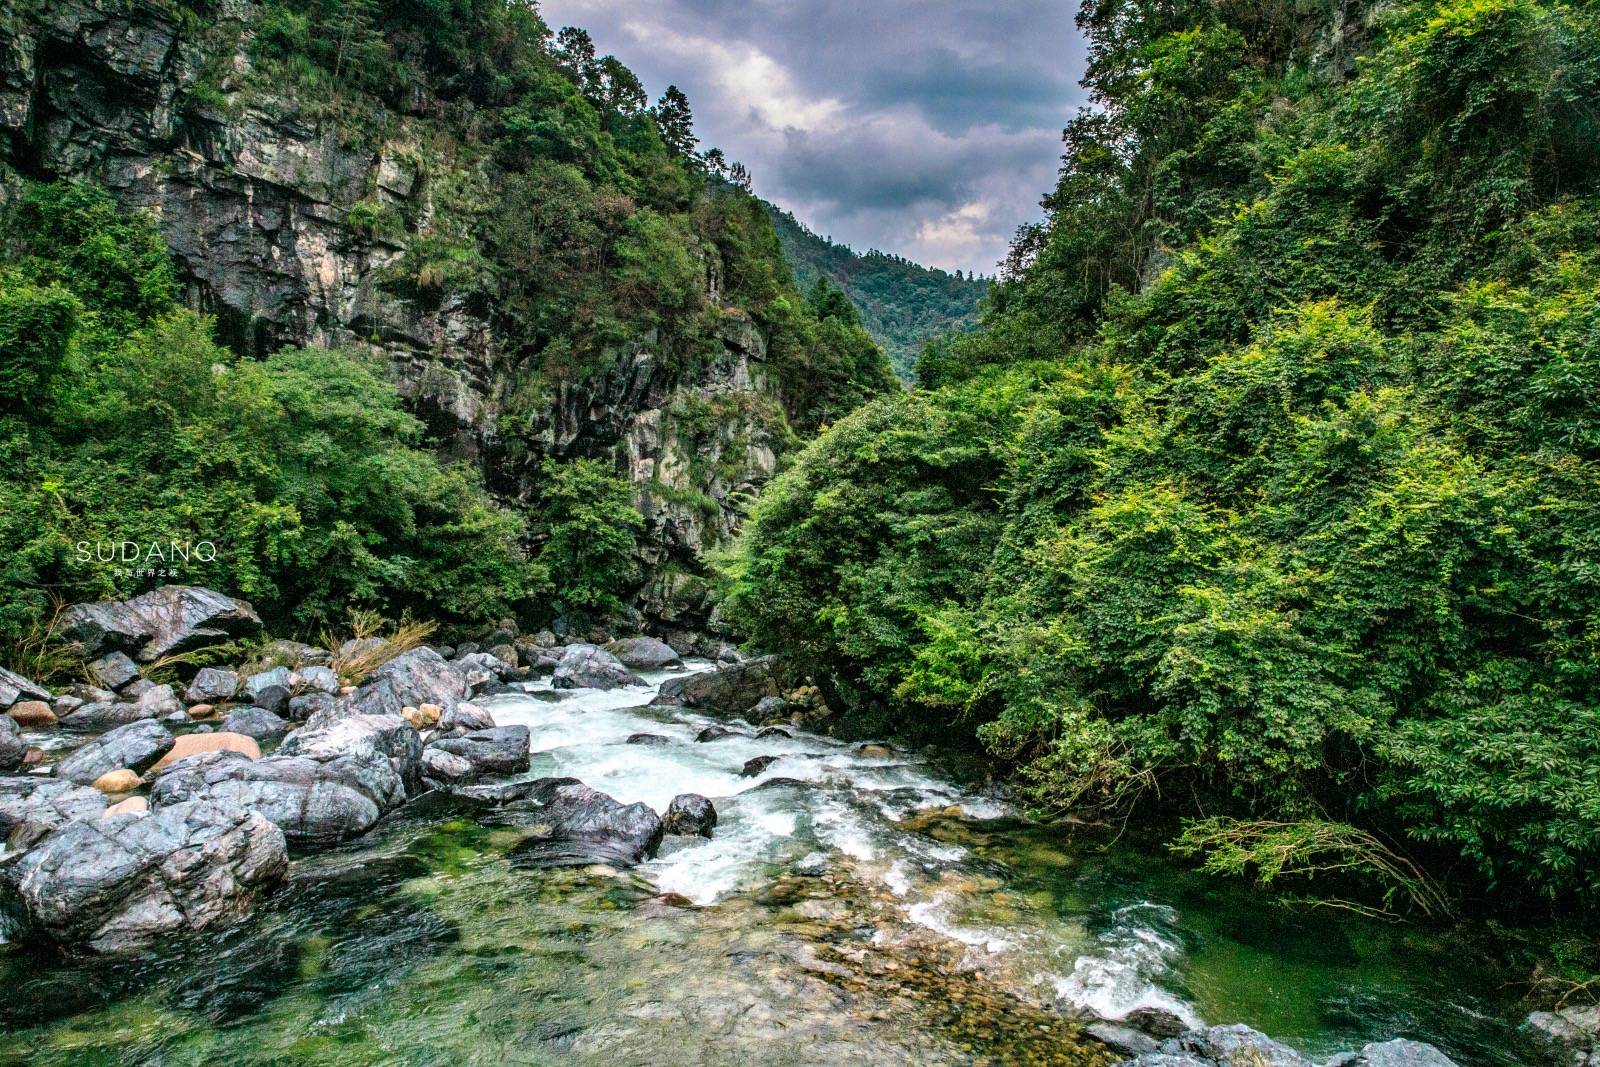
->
[[537, 0, 1089, 275]]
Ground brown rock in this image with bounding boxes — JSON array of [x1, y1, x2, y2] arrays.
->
[[8, 700, 56, 727], [149, 731, 261, 773], [187, 703, 219, 720], [403, 703, 440, 729], [92, 769, 143, 794], [23, 746, 44, 765], [103, 795, 150, 818]]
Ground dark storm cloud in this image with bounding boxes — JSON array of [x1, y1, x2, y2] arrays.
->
[[536, 1, 1087, 273]]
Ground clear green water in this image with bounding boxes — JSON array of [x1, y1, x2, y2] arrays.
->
[[0, 676, 1547, 1066]]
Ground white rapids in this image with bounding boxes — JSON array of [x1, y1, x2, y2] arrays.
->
[[480, 659, 1201, 1026]]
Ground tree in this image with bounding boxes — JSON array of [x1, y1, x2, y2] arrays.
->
[[653, 84, 697, 158]]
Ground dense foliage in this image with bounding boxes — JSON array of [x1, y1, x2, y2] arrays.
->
[[724, 0, 1600, 907], [766, 202, 990, 382], [0, 182, 536, 640]]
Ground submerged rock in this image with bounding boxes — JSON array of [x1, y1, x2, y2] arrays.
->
[[661, 793, 717, 837], [739, 755, 781, 778], [57, 585, 261, 662], [552, 644, 645, 690], [694, 725, 739, 743], [0, 799, 286, 955], [506, 778, 663, 868], [625, 733, 670, 746], [53, 720, 175, 784]]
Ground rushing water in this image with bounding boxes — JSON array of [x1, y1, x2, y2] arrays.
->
[[0, 662, 1544, 1065]]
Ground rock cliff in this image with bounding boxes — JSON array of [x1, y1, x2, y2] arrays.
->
[[0, 0, 798, 629]]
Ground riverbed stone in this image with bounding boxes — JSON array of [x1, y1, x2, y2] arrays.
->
[[605, 637, 683, 670], [1158, 1024, 1313, 1067], [280, 713, 422, 792], [1127, 1009, 1190, 1040], [0, 666, 49, 709], [626, 733, 670, 746], [0, 777, 109, 846], [150, 731, 262, 773], [739, 755, 781, 778], [57, 586, 262, 662], [293, 665, 339, 694], [438, 700, 495, 735], [506, 778, 664, 868], [552, 644, 645, 690], [286, 692, 336, 722], [262, 639, 332, 668], [221, 706, 290, 742], [662, 793, 717, 837], [103, 795, 149, 818], [652, 656, 785, 715], [1527, 1004, 1600, 1059], [0, 717, 25, 772], [54, 720, 175, 784], [91, 769, 143, 793], [695, 725, 739, 743], [0, 798, 286, 955], [1087, 1021, 1160, 1057], [8, 700, 56, 727], [87, 651, 140, 691], [428, 726, 530, 780], [1323, 1039, 1460, 1067], [184, 667, 239, 704]]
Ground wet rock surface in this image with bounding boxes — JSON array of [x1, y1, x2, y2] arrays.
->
[[552, 644, 646, 691], [53, 720, 174, 784], [507, 778, 664, 869], [57, 586, 261, 662]]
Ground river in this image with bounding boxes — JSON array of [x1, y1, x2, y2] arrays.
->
[[0, 661, 1544, 1065]]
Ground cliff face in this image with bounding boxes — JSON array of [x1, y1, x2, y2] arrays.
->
[[0, 0, 791, 631]]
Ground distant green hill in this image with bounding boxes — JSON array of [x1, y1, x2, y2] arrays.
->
[[763, 202, 989, 381]]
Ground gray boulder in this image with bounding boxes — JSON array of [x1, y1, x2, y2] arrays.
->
[[0, 717, 25, 772], [280, 713, 422, 793], [695, 725, 740, 743], [428, 726, 530, 780], [59, 701, 152, 730], [58, 586, 261, 662], [243, 667, 292, 713], [626, 733, 669, 746], [1323, 1039, 1459, 1067], [54, 720, 175, 784], [1527, 1004, 1600, 1063], [652, 657, 785, 716], [293, 665, 339, 694], [135, 683, 183, 718], [1158, 1025, 1312, 1067], [87, 651, 140, 691], [0, 777, 109, 849], [286, 691, 337, 723], [221, 706, 290, 742], [604, 637, 683, 671], [552, 644, 645, 691], [1086, 1021, 1160, 1057], [451, 651, 517, 693], [420, 747, 475, 785], [351, 647, 468, 716], [184, 667, 239, 704], [662, 793, 717, 837], [739, 755, 781, 778], [150, 749, 402, 847], [0, 666, 49, 709], [0, 799, 286, 955], [505, 778, 664, 868], [437, 700, 495, 735]]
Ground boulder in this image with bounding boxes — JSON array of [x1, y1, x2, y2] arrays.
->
[[8, 700, 56, 727], [221, 707, 290, 742], [428, 726, 530, 780], [0, 799, 286, 955], [748, 696, 793, 722], [662, 793, 717, 837], [857, 743, 894, 759], [0, 777, 109, 848], [54, 720, 175, 784], [695, 725, 740, 743], [91, 769, 143, 794], [488, 643, 520, 668], [187, 703, 219, 720], [1323, 1039, 1459, 1067], [87, 651, 141, 691], [280, 713, 422, 793], [438, 700, 495, 735], [652, 657, 785, 716], [1126, 1009, 1189, 1040], [122, 678, 155, 699], [49, 695, 80, 718], [0, 666, 50, 709], [739, 755, 781, 778], [151, 748, 403, 846], [506, 778, 663, 869], [1527, 1004, 1600, 1058], [57, 586, 261, 662], [293, 665, 340, 694], [626, 733, 670, 746], [604, 637, 683, 671], [286, 692, 336, 723], [754, 726, 792, 740], [419, 747, 476, 785], [552, 644, 645, 691], [135, 683, 183, 718], [62, 683, 115, 705], [1157, 1025, 1313, 1067], [341, 647, 469, 722], [1085, 1022, 1160, 1057], [184, 667, 239, 704], [150, 731, 262, 773], [59, 701, 153, 730], [0, 717, 25, 772]]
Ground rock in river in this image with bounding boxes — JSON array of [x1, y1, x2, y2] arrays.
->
[[0, 799, 286, 955], [552, 644, 645, 690], [427, 726, 530, 780], [53, 720, 175, 784], [604, 637, 683, 670], [506, 778, 664, 868], [0, 776, 109, 847], [662, 793, 717, 837], [0, 716, 26, 772], [652, 656, 785, 716], [0, 666, 50, 710]]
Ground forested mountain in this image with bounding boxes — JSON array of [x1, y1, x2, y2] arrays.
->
[[764, 202, 989, 381], [0, 0, 895, 644], [725, 0, 1600, 914]]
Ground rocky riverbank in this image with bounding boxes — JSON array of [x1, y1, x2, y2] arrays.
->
[[0, 586, 1576, 1065]]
